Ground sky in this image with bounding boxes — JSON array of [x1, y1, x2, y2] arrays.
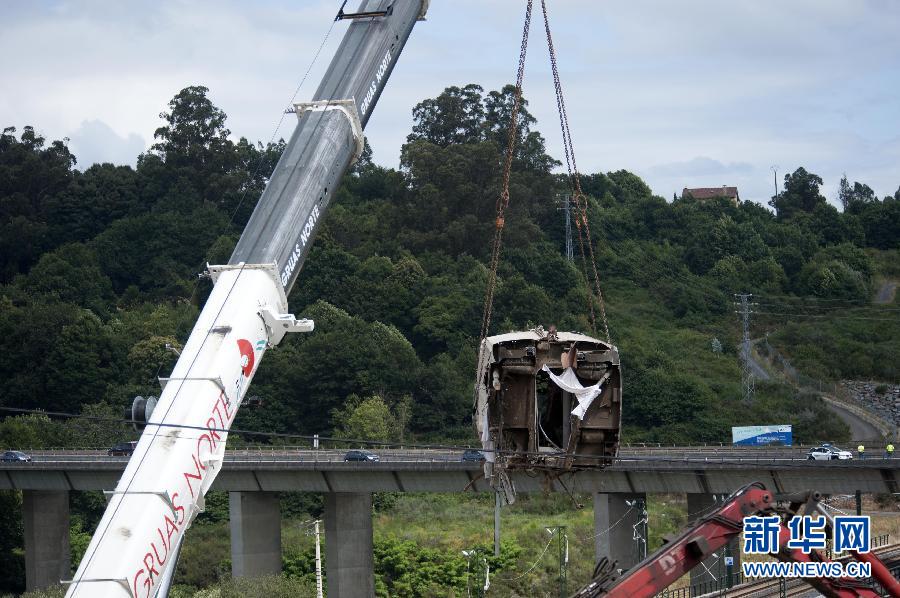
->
[[2, 0, 899, 207]]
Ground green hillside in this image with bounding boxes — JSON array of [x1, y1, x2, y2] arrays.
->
[[1, 83, 899, 594]]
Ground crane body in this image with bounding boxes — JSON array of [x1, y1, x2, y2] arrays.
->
[[574, 482, 900, 598], [66, 2, 427, 596]]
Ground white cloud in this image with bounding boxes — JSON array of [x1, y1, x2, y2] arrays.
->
[[1, 0, 898, 204], [67, 120, 146, 167], [649, 157, 755, 178]]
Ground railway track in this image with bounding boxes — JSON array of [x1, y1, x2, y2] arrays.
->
[[692, 541, 900, 598]]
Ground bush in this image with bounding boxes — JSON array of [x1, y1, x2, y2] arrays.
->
[[171, 575, 317, 598]]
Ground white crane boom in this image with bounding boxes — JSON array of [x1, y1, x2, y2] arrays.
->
[[66, 2, 428, 596]]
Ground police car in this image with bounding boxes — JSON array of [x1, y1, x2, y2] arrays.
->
[[806, 444, 853, 461]]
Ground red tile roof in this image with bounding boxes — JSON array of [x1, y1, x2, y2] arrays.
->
[[683, 186, 740, 200]]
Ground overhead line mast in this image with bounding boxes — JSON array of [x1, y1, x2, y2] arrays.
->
[[66, 2, 428, 597]]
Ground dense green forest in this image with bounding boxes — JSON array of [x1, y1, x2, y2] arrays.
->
[[2, 83, 898, 446], [1, 83, 899, 594]]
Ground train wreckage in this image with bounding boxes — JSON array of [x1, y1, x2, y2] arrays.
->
[[474, 326, 622, 479]]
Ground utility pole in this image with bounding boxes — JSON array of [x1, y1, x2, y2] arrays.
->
[[734, 293, 756, 403], [494, 491, 501, 557], [628, 498, 648, 564], [547, 526, 568, 598], [557, 193, 574, 261], [463, 549, 489, 598], [314, 520, 323, 598]]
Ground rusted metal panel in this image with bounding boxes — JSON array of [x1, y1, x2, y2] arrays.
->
[[474, 326, 622, 478]]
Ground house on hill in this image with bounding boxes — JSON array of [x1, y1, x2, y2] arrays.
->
[[682, 186, 740, 206]]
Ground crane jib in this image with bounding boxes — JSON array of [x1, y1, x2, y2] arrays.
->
[[230, 0, 425, 296], [65, 2, 427, 597]]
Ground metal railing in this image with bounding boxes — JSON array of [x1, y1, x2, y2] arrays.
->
[[6, 445, 900, 465], [658, 535, 893, 598]]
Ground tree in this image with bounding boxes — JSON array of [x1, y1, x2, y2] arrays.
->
[[143, 85, 267, 215], [406, 84, 557, 172], [332, 395, 398, 443], [0, 126, 77, 280], [42, 311, 119, 412], [838, 174, 852, 211], [45, 163, 143, 244], [150, 85, 231, 168], [483, 85, 558, 172], [860, 200, 900, 249], [769, 167, 825, 220], [408, 84, 485, 147], [840, 174, 878, 215], [15, 243, 115, 314], [0, 490, 24, 594]]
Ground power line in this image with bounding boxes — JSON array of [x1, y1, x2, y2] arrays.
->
[[761, 294, 890, 304], [556, 193, 574, 262], [753, 311, 900, 322], [734, 293, 756, 404], [580, 505, 635, 542], [494, 534, 555, 582]]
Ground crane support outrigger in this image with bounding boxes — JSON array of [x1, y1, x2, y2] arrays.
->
[[66, 2, 428, 596]]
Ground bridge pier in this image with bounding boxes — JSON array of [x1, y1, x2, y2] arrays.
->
[[23, 490, 70, 591], [687, 493, 740, 592], [230, 491, 282, 578], [325, 492, 374, 598], [594, 492, 646, 572]]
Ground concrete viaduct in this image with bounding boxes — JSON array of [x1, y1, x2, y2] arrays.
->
[[3, 447, 899, 594]]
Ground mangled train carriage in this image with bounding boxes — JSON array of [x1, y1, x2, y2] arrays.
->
[[474, 327, 622, 472]]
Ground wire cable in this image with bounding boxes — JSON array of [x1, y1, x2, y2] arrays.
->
[[580, 504, 635, 542], [494, 534, 556, 582]]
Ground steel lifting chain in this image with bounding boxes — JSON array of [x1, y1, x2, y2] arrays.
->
[[476, 0, 611, 364], [541, 0, 611, 344], [473, 3, 533, 473], [478, 0, 534, 346]]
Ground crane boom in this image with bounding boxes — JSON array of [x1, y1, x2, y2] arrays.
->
[[66, 3, 427, 596], [231, 0, 428, 292]]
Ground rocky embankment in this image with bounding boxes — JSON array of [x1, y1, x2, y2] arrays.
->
[[841, 380, 900, 425]]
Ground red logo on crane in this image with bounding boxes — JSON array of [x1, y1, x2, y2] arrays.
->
[[237, 339, 255, 377]]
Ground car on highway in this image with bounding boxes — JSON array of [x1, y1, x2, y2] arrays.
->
[[1, 450, 32, 462], [343, 449, 380, 462], [108, 441, 138, 457], [461, 449, 486, 462], [807, 445, 853, 461]]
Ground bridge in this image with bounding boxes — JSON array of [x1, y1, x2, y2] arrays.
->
[[5, 447, 899, 593]]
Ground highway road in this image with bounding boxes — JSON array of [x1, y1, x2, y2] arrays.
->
[[3, 444, 897, 464], [4, 447, 900, 494], [0, 445, 893, 462]]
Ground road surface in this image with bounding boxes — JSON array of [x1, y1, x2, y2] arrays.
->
[[749, 341, 882, 441], [825, 400, 883, 442]]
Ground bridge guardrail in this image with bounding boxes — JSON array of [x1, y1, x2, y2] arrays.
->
[[8, 445, 900, 466]]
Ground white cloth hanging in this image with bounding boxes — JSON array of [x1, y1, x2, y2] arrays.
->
[[541, 364, 604, 420]]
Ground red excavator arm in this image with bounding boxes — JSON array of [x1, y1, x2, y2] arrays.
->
[[573, 482, 900, 598]]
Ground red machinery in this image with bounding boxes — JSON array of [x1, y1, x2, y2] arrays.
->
[[573, 482, 900, 598]]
